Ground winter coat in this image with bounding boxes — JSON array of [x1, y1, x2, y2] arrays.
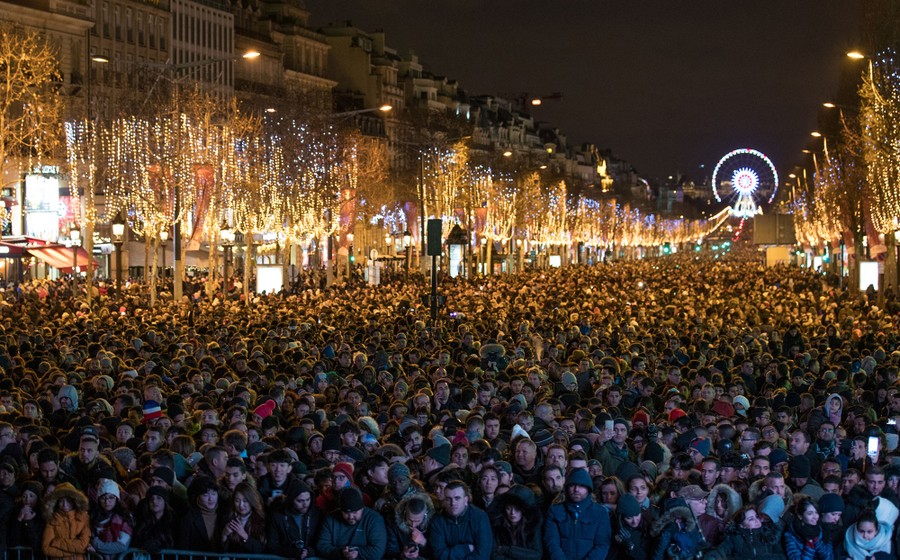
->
[[706, 522, 786, 560], [697, 512, 726, 546], [9, 507, 46, 556], [610, 515, 651, 560], [221, 514, 266, 555], [385, 493, 435, 559], [490, 486, 543, 560], [132, 509, 175, 553], [42, 484, 91, 560], [91, 511, 133, 558], [265, 502, 324, 557], [175, 507, 221, 552], [783, 520, 834, 560], [428, 504, 493, 560], [842, 486, 900, 529], [317, 507, 387, 560], [0, 485, 16, 552], [544, 498, 612, 560], [706, 483, 743, 523], [595, 440, 634, 479], [649, 505, 705, 560]]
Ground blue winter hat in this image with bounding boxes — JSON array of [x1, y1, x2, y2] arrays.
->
[[818, 493, 844, 514], [689, 437, 711, 458], [565, 468, 593, 491], [618, 494, 641, 517]]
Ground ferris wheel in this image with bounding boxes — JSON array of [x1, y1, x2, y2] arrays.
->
[[711, 148, 779, 218]]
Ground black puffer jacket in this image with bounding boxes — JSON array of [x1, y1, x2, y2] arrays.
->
[[706, 521, 786, 560], [609, 514, 651, 560], [490, 485, 543, 560]]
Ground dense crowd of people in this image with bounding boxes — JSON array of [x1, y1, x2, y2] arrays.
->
[[0, 250, 897, 560]]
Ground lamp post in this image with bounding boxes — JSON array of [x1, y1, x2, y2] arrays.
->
[[70, 226, 81, 299], [221, 224, 235, 299], [403, 229, 412, 279], [159, 229, 169, 279], [111, 216, 125, 298], [480, 237, 488, 275]]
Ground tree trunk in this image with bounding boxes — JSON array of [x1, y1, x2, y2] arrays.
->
[[149, 237, 158, 308]]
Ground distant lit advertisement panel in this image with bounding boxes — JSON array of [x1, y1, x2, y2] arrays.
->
[[256, 265, 284, 294], [24, 174, 65, 241], [860, 261, 879, 292]]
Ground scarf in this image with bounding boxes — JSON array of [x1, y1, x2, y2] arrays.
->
[[95, 513, 132, 543], [844, 522, 892, 558], [792, 518, 821, 541]]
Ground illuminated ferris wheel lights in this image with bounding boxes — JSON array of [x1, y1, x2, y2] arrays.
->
[[732, 167, 760, 196], [711, 148, 779, 213]]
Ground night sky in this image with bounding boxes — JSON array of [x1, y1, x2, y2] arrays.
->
[[305, 1, 862, 182]]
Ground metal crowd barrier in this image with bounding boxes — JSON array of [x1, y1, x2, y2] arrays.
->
[[4, 548, 290, 560]]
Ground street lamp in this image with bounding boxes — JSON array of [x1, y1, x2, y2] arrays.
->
[[159, 229, 169, 279], [403, 229, 412, 279], [111, 216, 125, 298], [70, 226, 81, 299], [220, 224, 235, 299]]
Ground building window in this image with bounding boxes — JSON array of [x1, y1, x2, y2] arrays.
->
[[148, 15, 155, 48], [137, 13, 144, 46], [114, 6, 121, 40], [126, 8, 133, 42], [102, 2, 110, 37]]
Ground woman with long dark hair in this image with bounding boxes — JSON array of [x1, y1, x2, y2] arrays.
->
[[221, 481, 267, 553], [132, 487, 176, 553], [490, 484, 543, 560], [783, 498, 833, 560], [707, 505, 785, 560], [9, 481, 45, 558]]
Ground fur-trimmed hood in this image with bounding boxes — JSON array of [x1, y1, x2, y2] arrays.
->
[[393, 492, 435, 536], [44, 482, 88, 518], [707, 483, 742, 520], [651, 505, 697, 537]]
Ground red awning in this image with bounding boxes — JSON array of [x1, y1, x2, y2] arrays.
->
[[0, 242, 26, 257], [27, 245, 97, 273]]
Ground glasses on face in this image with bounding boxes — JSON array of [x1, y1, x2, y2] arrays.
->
[[0, 432, 13, 439]]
